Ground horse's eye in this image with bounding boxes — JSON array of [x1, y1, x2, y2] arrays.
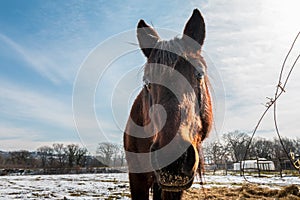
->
[[196, 72, 204, 80], [143, 78, 151, 91], [195, 65, 205, 80], [145, 82, 151, 91], [196, 73, 204, 80]]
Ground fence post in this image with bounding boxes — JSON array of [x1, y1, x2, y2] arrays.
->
[[256, 157, 261, 177]]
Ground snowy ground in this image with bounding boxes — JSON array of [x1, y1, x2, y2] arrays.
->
[[0, 173, 299, 199], [194, 174, 300, 189]]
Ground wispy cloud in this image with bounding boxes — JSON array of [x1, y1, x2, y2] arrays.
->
[[0, 80, 74, 130], [0, 33, 65, 84], [0, 124, 40, 141]]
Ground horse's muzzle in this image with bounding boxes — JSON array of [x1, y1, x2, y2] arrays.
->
[[151, 144, 198, 191]]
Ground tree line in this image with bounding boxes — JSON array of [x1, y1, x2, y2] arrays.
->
[[0, 142, 126, 175], [203, 130, 300, 171], [0, 143, 104, 174], [1, 131, 298, 174]]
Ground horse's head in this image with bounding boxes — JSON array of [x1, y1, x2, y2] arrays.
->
[[137, 9, 213, 191]]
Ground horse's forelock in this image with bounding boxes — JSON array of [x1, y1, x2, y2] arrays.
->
[[149, 38, 183, 67]]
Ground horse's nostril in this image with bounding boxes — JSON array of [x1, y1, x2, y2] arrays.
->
[[182, 145, 196, 175], [150, 142, 159, 152]]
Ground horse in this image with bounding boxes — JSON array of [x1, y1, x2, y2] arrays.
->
[[124, 9, 213, 200]]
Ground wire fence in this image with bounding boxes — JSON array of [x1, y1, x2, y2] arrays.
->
[[242, 31, 300, 183]]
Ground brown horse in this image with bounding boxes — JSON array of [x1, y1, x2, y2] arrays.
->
[[124, 9, 213, 200]]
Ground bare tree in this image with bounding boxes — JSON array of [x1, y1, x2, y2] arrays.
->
[[223, 130, 250, 162], [75, 147, 88, 167], [203, 141, 225, 165], [53, 143, 66, 168], [8, 150, 34, 168], [37, 146, 54, 169], [272, 137, 298, 172], [96, 142, 118, 166], [111, 144, 126, 167], [64, 144, 87, 168], [119, 145, 126, 167], [249, 137, 274, 159], [65, 144, 78, 168], [0, 154, 3, 167]]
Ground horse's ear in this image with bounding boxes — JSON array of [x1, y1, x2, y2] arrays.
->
[[137, 19, 160, 58], [183, 9, 205, 48]]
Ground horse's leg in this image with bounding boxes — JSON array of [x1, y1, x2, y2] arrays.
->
[[161, 191, 183, 200], [129, 173, 151, 200], [152, 181, 162, 200]]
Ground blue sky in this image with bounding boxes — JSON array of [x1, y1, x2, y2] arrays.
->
[[0, 0, 300, 152]]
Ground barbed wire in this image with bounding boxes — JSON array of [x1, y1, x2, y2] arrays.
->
[[242, 31, 300, 183]]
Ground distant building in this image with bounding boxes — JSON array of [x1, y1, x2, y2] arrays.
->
[[233, 158, 275, 171]]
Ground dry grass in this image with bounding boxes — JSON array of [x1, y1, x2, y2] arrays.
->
[[182, 184, 300, 200]]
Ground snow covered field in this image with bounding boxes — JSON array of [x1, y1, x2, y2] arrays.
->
[[0, 173, 299, 199], [0, 173, 130, 199]]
